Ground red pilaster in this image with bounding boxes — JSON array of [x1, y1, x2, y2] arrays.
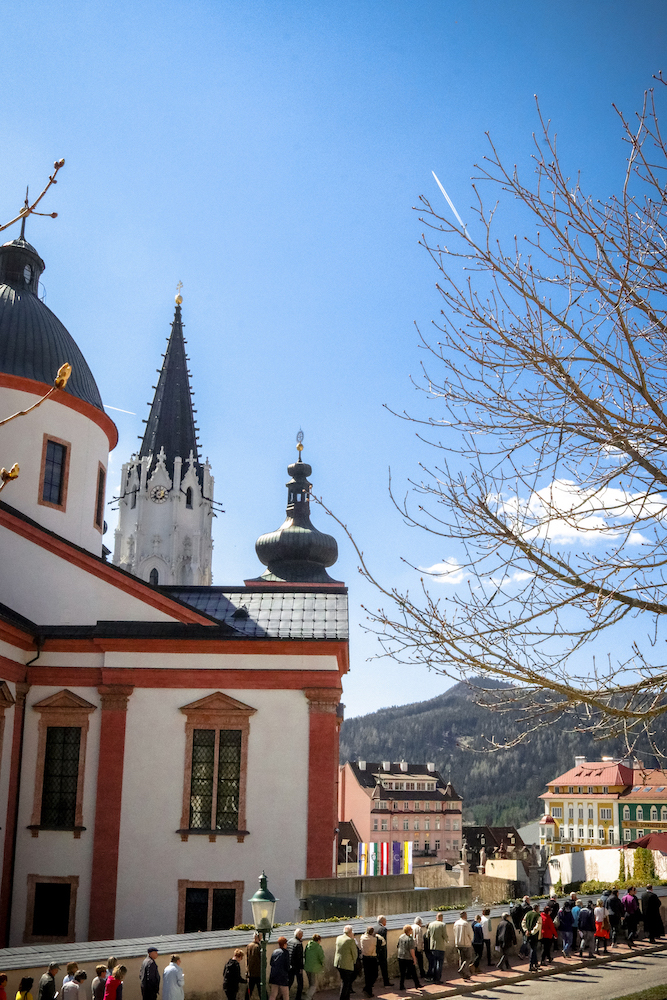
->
[[304, 688, 341, 878], [88, 685, 133, 942], [0, 681, 28, 946]]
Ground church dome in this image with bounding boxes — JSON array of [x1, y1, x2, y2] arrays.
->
[[0, 238, 104, 409], [249, 449, 341, 585]]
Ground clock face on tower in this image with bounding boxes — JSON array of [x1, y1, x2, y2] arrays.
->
[[150, 485, 169, 503]]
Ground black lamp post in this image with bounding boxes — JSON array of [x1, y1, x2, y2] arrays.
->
[[249, 871, 277, 1000]]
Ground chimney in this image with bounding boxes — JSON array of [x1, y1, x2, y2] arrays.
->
[[358, 760, 366, 770], [382, 761, 391, 771], [574, 755, 587, 768], [426, 762, 435, 772], [400, 761, 408, 772]]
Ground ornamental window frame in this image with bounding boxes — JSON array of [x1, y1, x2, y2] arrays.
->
[[24, 874, 79, 944], [651, 805, 659, 821], [29, 690, 96, 838], [38, 434, 71, 512], [178, 692, 256, 843], [177, 879, 244, 933]]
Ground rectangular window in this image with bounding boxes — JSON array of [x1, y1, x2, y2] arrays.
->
[[392, 817, 399, 830], [403, 801, 409, 810], [425, 818, 430, 830], [424, 801, 430, 811], [598, 828, 605, 840], [637, 829, 645, 837], [94, 464, 106, 530], [588, 828, 594, 839], [373, 818, 378, 831], [435, 817, 440, 829], [189, 729, 241, 831], [569, 827, 574, 840], [381, 819, 388, 831], [434, 839, 440, 850], [414, 801, 421, 811], [551, 806, 563, 818], [24, 874, 79, 944], [178, 880, 243, 933], [568, 808, 574, 820], [453, 838, 459, 848], [588, 808, 594, 820], [39, 435, 71, 510], [414, 819, 420, 830], [600, 808, 612, 820], [40, 727, 81, 828], [403, 818, 409, 830], [578, 808, 584, 820], [624, 829, 632, 841], [578, 827, 584, 839], [377, 800, 388, 810], [393, 801, 399, 809], [453, 819, 460, 830]]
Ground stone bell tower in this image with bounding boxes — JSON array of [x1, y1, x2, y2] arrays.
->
[[112, 292, 214, 585]]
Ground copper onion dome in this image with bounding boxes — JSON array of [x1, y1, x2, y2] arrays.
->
[[249, 439, 341, 585]]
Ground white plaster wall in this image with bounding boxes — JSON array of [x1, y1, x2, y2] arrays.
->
[[105, 652, 339, 671], [546, 848, 623, 887], [0, 527, 179, 624], [10, 686, 102, 945], [114, 687, 310, 938], [0, 679, 17, 902], [0, 386, 113, 555]]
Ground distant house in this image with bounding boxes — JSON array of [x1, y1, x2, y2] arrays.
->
[[462, 825, 526, 870], [338, 759, 462, 865]]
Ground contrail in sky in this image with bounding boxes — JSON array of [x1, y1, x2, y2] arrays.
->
[[432, 171, 466, 231], [104, 405, 136, 414]]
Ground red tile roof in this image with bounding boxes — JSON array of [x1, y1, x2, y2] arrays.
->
[[545, 761, 634, 787]]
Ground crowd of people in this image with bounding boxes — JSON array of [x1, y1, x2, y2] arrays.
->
[[0, 888, 663, 1000]]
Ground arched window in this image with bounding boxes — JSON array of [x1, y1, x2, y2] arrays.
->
[[651, 805, 659, 821], [636, 806, 644, 822], [186, 487, 193, 509], [149, 568, 159, 586], [623, 805, 630, 820], [661, 806, 667, 822]]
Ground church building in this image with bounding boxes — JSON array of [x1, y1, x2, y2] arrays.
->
[[0, 229, 348, 947]]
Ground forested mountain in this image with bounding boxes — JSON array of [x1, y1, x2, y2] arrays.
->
[[340, 683, 666, 828]]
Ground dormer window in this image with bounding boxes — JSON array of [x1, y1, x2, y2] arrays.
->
[[23, 264, 32, 285]]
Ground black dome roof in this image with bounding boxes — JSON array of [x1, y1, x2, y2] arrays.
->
[[0, 238, 104, 410]]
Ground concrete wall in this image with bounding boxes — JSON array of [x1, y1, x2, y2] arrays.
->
[[468, 874, 522, 905], [485, 859, 528, 882], [356, 885, 471, 917], [413, 864, 459, 889], [545, 848, 622, 887], [296, 874, 414, 898]]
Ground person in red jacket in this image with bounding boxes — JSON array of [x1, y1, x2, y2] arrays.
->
[[540, 907, 557, 965], [103, 966, 127, 1000]]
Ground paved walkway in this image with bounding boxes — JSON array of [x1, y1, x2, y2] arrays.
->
[[313, 938, 667, 999]]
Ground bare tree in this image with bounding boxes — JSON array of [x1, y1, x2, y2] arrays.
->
[[334, 81, 667, 751]]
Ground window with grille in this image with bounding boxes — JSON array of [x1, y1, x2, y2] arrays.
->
[[42, 440, 68, 506], [182, 885, 238, 933], [189, 729, 241, 831], [40, 727, 80, 827]]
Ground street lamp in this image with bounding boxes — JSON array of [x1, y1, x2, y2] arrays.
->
[[249, 871, 277, 1000]]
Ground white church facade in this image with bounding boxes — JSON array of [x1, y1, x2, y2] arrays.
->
[[0, 232, 348, 947]]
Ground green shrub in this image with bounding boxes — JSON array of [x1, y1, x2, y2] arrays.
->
[[563, 881, 582, 894], [632, 847, 656, 884]]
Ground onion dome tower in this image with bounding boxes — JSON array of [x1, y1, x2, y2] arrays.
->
[[112, 290, 214, 585], [0, 201, 117, 555], [247, 433, 341, 586]]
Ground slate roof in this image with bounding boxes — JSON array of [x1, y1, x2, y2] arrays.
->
[[0, 239, 104, 410], [139, 301, 199, 477], [164, 586, 349, 640]]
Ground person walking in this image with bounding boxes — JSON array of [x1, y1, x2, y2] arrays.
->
[[578, 902, 595, 958], [140, 949, 160, 1000], [359, 926, 378, 998], [396, 925, 421, 991], [411, 917, 426, 979], [62, 966, 78, 989], [471, 915, 484, 971], [62, 973, 87, 1000], [92, 966, 108, 1000], [372, 916, 392, 988], [304, 934, 325, 1000], [623, 886, 640, 946], [0, 975, 7, 1000], [557, 900, 574, 957], [223, 951, 246, 1000], [540, 906, 557, 965], [641, 885, 664, 943], [37, 965, 60, 1000], [481, 908, 493, 965], [512, 897, 531, 959], [426, 912, 448, 984], [269, 938, 291, 1000], [453, 911, 474, 981], [246, 934, 261, 1000], [16, 979, 34, 1000], [286, 930, 304, 1000], [522, 904, 541, 972], [594, 899, 610, 954], [494, 913, 516, 971], [334, 926, 358, 1000], [163, 956, 184, 1000], [571, 897, 581, 953], [605, 890, 623, 948], [103, 966, 127, 1000]]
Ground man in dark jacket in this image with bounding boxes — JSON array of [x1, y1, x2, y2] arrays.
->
[[270, 938, 291, 1000], [140, 949, 160, 1000], [578, 902, 595, 958], [640, 885, 664, 943], [511, 898, 530, 958], [495, 914, 516, 971], [37, 964, 60, 1000], [223, 950, 246, 1000], [372, 915, 392, 987], [623, 887, 640, 946], [605, 889, 624, 947], [246, 933, 261, 1000], [287, 929, 304, 1000]]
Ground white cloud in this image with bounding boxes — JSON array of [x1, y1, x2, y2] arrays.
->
[[418, 558, 468, 585]]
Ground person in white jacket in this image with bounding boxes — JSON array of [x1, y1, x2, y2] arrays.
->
[[162, 957, 184, 1000], [453, 913, 474, 980]]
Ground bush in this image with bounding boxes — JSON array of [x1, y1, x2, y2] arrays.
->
[[632, 848, 656, 884], [563, 881, 582, 895]]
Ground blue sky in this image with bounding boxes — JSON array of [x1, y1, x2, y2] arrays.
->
[[0, 1, 665, 716]]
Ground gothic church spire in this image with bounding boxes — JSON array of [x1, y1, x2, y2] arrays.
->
[[139, 295, 199, 477]]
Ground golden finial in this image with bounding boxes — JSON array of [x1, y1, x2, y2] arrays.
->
[[296, 429, 304, 454], [175, 280, 183, 305]]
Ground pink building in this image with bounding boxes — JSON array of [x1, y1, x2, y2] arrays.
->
[[338, 760, 463, 865]]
